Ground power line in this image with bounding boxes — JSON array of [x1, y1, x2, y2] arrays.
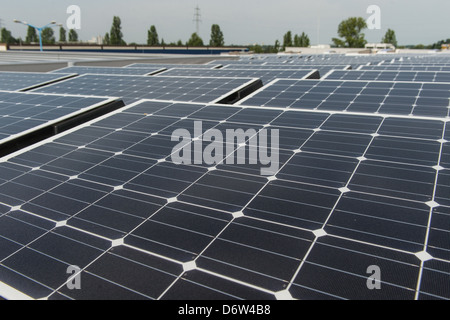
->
[[193, 5, 201, 35]]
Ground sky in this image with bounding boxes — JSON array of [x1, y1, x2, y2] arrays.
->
[[1, 0, 449, 46]]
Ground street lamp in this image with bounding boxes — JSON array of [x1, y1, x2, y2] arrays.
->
[[14, 20, 62, 52]]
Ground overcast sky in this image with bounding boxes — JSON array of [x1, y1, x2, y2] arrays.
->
[[1, 0, 449, 46]]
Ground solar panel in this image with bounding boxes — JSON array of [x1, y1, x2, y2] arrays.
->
[[238, 79, 450, 118], [222, 64, 351, 76], [358, 65, 450, 72], [51, 66, 166, 76], [208, 60, 267, 65], [0, 72, 76, 92], [0, 98, 448, 300], [0, 91, 124, 157], [157, 68, 320, 84], [323, 70, 450, 83], [125, 63, 222, 69], [31, 74, 263, 104]]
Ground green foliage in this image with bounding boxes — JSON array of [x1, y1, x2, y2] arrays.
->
[[249, 44, 279, 54], [147, 25, 159, 46], [274, 40, 280, 52], [68, 29, 78, 42], [0, 28, 18, 44], [104, 33, 110, 45], [283, 31, 293, 50], [41, 28, 55, 45], [332, 17, 368, 48], [25, 26, 38, 44], [382, 29, 397, 47], [210, 24, 225, 47], [110, 16, 126, 45], [430, 38, 450, 49], [59, 27, 66, 42], [187, 33, 204, 47], [294, 32, 310, 47]]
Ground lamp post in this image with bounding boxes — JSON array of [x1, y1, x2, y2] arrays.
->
[[13, 20, 62, 52]]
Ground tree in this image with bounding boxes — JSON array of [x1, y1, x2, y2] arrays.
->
[[147, 25, 159, 46], [0, 28, 18, 44], [430, 38, 450, 49], [294, 32, 310, 47], [274, 40, 280, 52], [41, 28, 55, 45], [110, 16, 126, 45], [249, 44, 279, 54], [59, 27, 67, 43], [283, 31, 293, 50], [25, 26, 38, 44], [0, 28, 17, 44], [187, 33, 204, 47], [68, 29, 78, 42], [332, 17, 368, 48], [103, 33, 110, 45], [210, 24, 224, 47], [382, 29, 398, 47]]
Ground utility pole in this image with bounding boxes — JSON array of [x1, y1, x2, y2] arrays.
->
[[193, 5, 201, 35], [14, 20, 62, 52]]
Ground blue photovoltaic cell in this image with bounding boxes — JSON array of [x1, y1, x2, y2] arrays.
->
[[32, 74, 261, 104], [158, 68, 320, 84], [0, 72, 74, 91], [359, 65, 450, 72], [126, 63, 222, 69], [51, 66, 165, 76], [0, 91, 119, 148], [239, 79, 450, 118], [1, 52, 450, 301], [324, 70, 450, 83], [0, 97, 448, 301]]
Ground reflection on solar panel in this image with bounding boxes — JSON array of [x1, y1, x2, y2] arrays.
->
[[0, 97, 448, 300], [32, 74, 263, 104], [157, 68, 320, 84], [51, 66, 166, 76], [0, 91, 123, 157], [239, 79, 450, 118], [0, 72, 75, 92], [324, 70, 450, 82]]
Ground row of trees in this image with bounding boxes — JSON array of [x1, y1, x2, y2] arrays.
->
[[102, 16, 225, 47], [283, 31, 310, 49], [0, 26, 79, 45], [248, 31, 310, 54], [2, 15, 446, 50]]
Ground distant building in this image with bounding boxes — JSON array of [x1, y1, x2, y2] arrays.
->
[[87, 36, 104, 45], [365, 43, 396, 50], [310, 44, 331, 49], [442, 44, 450, 50]]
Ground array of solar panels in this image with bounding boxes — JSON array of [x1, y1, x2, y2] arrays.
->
[[323, 70, 450, 82], [0, 72, 76, 91], [0, 53, 449, 300], [0, 91, 122, 155]]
